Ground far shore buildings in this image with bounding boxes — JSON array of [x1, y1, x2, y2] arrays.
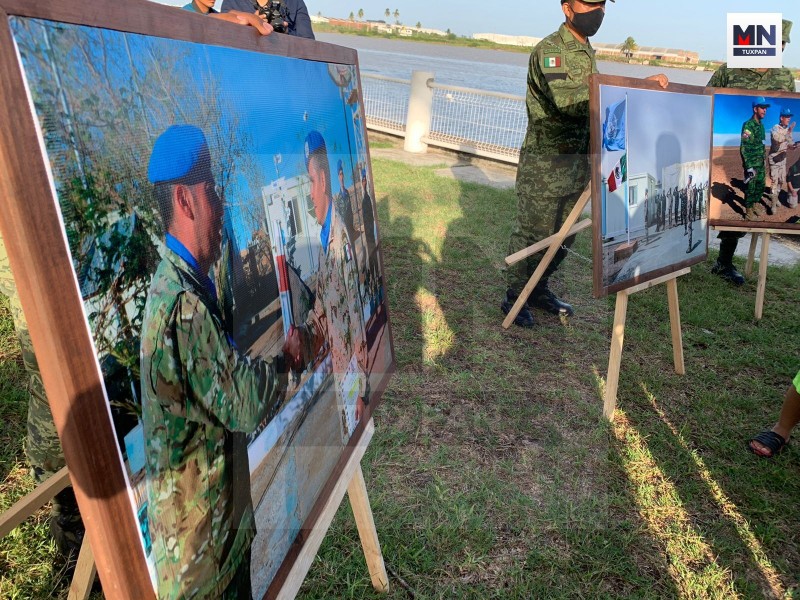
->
[[312, 15, 447, 37], [472, 33, 699, 65]]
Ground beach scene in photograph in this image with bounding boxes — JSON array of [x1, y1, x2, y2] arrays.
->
[[710, 91, 800, 230]]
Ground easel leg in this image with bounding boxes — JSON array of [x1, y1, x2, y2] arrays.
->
[[666, 278, 685, 375], [755, 233, 770, 320], [348, 465, 389, 592], [604, 291, 629, 420], [502, 186, 591, 329], [745, 233, 759, 278], [67, 537, 96, 600]]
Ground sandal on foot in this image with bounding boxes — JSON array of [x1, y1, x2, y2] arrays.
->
[[747, 430, 788, 458]]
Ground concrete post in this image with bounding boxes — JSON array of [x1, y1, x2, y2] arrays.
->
[[404, 70, 434, 153]]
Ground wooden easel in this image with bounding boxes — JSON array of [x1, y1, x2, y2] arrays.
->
[[277, 417, 388, 598], [602, 268, 690, 420], [502, 185, 593, 329], [0, 467, 97, 600], [718, 226, 800, 320], [0, 419, 388, 599]]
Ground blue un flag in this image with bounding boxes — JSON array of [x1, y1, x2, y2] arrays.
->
[[602, 99, 626, 151]]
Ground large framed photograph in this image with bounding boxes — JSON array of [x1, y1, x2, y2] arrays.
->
[[590, 75, 713, 297], [710, 88, 800, 230], [0, 1, 393, 597]]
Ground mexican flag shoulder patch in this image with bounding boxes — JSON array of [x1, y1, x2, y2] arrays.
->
[[543, 56, 562, 68]]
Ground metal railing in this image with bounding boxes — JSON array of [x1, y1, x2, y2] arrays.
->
[[361, 74, 409, 135], [362, 73, 526, 164]]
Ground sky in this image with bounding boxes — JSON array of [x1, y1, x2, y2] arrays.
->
[[153, 0, 800, 68], [13, 17, 364, 250], [714, 92, 800, 146], [600, 84, 712, 182]]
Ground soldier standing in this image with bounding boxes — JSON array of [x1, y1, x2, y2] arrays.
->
[[769, 107, 796, 212], [502, 0, 667, 327], [141, 125, 292, 598], [740, 97, 770, 221], [706, 18, 794, 286], [291, 131, 369, 435]]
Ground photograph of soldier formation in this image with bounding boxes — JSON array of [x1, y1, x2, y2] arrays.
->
[[710, 91, 800, 230], [596, 82, 712, 293], [9, 17, 392, 599]]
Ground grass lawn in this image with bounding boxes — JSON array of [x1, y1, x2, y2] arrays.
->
[[2, 155, 799, 598]]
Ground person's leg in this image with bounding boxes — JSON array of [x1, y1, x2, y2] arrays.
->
[[712, 231, 746, 285], [749, 372, 800, 457], [0, 235, 83, 562]]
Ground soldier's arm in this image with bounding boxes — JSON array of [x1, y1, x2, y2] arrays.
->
[[740, 126, 764, 169], [179, 292, 286, 432], [531, 46, 589, 119], [706, 65, 727, 88]]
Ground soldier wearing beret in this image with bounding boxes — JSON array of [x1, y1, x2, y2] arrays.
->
[[141, 125, 292, 598], [740, 97, 770, 221], [502, 0, 668, 327], [284, 131, 368, 437], [706, 19, 795, 286], [769, 106, 796, 211]]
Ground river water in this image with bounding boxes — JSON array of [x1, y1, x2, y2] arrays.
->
[[316, 32, 715, 96]]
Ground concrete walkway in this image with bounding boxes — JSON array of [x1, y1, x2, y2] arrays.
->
[[371, 140, 800, 268]]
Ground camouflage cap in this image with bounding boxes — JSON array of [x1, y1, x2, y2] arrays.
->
[[783, 19, 792, 44]]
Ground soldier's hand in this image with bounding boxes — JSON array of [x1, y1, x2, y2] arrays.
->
[[282, 326, 305, 373], [645, 73, 669, 89], [211, 10, 273, 35], [790, 121, 796, 132], [355, 396, 367, 423]]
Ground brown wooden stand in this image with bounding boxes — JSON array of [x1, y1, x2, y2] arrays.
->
[[0, 467, 96, 599], [715, 227, 800, 320], [2, 420, 388, 600], [603, 268, 690, 420], [502, 185, 592, 329]]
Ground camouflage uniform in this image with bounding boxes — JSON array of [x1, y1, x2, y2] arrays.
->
[[769, 121, 793, 207], [506, 23, 596, 294], [299, 202, 367, 439], [0, 233, 83, 556], [140, 246, 286, 599], [740, 115, 767, 213], [706, 64, 795, 277]]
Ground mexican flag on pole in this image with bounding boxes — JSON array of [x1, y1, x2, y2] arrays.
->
[[607, 154, 627, 193]]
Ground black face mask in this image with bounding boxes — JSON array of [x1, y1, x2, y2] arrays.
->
[[569, 8, 605, 38]]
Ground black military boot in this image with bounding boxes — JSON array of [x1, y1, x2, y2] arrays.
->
[[528, 285, 574, 316], [711, 260, 745, 286], [50, 487, 85, 576], [712, 237, 745, 286], [501, 289, 535, 328]]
